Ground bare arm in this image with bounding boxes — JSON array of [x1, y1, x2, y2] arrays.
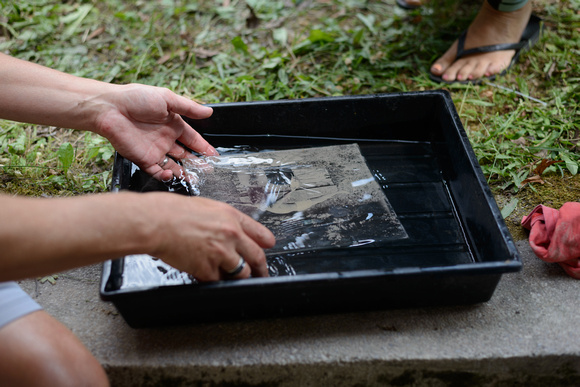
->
[[0, 192, 275, 282], [0, 53, 276, 281], [0, 52, 218, 181]]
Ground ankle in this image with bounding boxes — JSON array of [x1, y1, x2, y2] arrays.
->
[[481, 0, 532, 22], [468, 1, 532, 43]]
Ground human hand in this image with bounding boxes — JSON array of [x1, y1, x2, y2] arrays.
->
[[144, 193, 276, 281], [91, 84, 218, 181]]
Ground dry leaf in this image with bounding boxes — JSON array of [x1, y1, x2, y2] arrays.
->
[[546, 61, 556, 79], [534, 159, 561, 175], [157, 54, 171, 65], [510, 137, 527, 146], [194, 48, 220, 58], [521, 175, 545, 186], [38, 275, 59, 285], [480, 89, 493, 101], [87, 26, 105, 41]]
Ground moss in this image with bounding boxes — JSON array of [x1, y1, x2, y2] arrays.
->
[[0, 175, 72, 197], [493, 173, 580, 241]]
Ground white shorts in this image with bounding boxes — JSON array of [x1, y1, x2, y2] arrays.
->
[[0, 282, 42, 329]]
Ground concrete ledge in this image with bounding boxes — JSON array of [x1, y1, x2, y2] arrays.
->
[[19, 240, 580, 386]]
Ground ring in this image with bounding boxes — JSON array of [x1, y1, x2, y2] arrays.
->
[[158, 156, 170, 168], [225, 256, 246, 276]]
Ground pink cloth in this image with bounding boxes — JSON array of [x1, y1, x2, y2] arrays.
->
[[521, 202, 580, 279]]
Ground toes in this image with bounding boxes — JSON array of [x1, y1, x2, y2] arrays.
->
[[439, 58, 465, 82], [430, 40, 459, 77], [435, 50, 517, 83], [486, 53, 513, 76], [456, 60, 477, 82], [470, 61, 491, 81]]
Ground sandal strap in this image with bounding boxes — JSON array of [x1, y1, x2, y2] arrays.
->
[[456, 30, 527, 59]]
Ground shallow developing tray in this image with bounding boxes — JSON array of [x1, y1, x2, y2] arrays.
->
[[100, 91, 521, 328]]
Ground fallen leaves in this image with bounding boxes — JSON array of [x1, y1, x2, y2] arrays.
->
[[533, 159, 562, 175], [85, 26, 105, 41], [520, 159, 562, 186]]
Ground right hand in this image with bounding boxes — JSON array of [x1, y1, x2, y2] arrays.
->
[[90, 84, 218, 182], [143, 193, 276, 281]]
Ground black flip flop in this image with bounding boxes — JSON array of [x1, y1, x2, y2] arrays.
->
[[396, 0, 421, 10], [429, 14, 543, 85]]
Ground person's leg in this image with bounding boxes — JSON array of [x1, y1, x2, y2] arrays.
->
[[0, 311, 109, 387], [0, 283, 109, 387], [430, 0, 532, 82]]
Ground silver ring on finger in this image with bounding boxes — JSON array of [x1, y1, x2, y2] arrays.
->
[[225, 256, 246, 277], [158, 156, 170, 168]]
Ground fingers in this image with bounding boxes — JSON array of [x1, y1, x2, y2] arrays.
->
[[217, 212, 274, 279], [239, 213, 277, 250], [165, 91, 213, 120], [145, 119, 218, 182], [146, 164, 174, 182], [151, 152, 214, 185], [146, 156, 182, 182], [177, 121, 219, 156], [235, 214, 275, 278], [234, 236, 270, 278], [161, 112, 218, 157], [149, 195, 275, 282], [167, 143, 187, 159], [221, 256, 252, 280], [162, 90, 218, 156]]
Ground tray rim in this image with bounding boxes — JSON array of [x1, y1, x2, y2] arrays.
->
[[100, 258, 521, 299]]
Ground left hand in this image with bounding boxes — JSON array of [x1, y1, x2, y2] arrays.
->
[[91, 84, 218, 181]]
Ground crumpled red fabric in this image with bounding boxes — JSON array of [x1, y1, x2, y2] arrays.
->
[[521, 202, 580, 279]]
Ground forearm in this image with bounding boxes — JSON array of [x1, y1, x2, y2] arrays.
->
[[0, 52, 116, 132], [0, 192, 159, 281], [0, 191, 275, 282]]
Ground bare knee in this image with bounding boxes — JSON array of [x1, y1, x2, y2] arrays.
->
[[0, 311, 109, 387], [24, 336, 110, 387]]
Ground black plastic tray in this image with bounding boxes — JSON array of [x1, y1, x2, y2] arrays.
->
[[100, 91, 521, 328]]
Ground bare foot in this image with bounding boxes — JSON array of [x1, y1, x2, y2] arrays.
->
[[430, 1, 532, 82]]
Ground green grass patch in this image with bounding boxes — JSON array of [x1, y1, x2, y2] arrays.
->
[[0, 0, 578, 199]]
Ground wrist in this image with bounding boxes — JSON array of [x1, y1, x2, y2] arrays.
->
[[73, 82, 124, 135], [121, 192, 174, 257]]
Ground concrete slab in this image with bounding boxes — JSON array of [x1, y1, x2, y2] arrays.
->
[[18, 240, 580, 386]]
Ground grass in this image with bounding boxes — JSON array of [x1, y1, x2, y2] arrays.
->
[[0, 0, 579, 220]]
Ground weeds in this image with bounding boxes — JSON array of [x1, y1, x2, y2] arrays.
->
[[0, 0, 578, 196]]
